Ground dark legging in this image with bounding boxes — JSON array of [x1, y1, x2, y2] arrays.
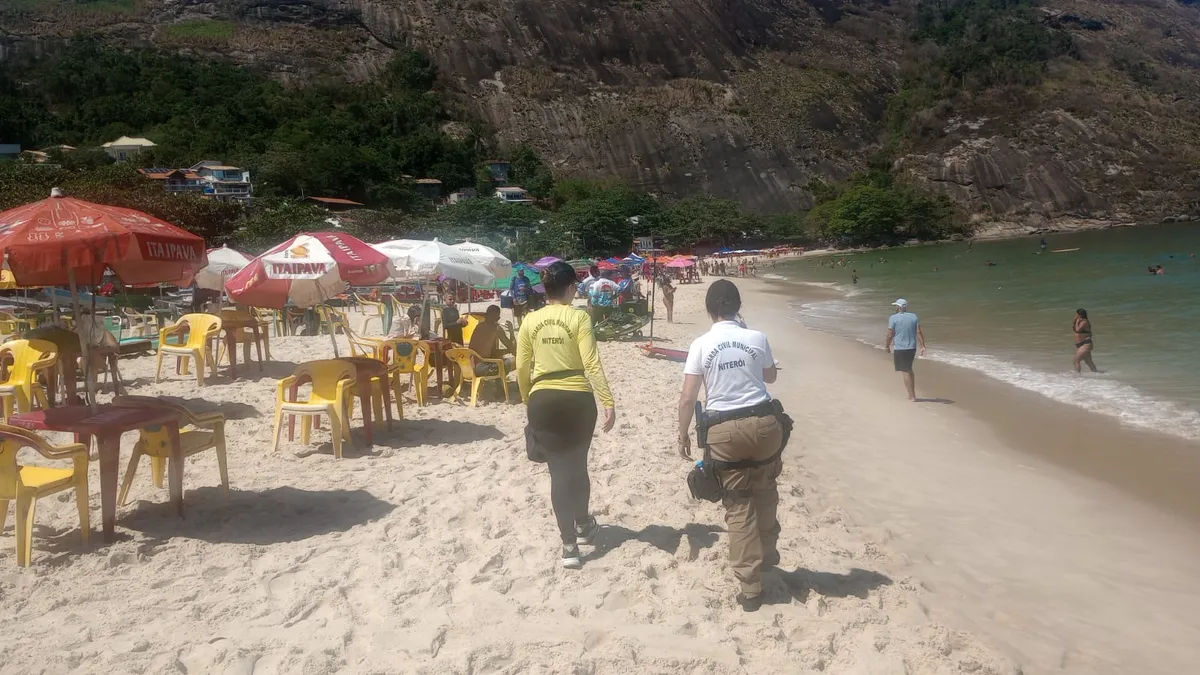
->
[[527, 389, 598, 545]]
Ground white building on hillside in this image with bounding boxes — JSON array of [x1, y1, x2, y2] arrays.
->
[[101, 136, 156, 162]]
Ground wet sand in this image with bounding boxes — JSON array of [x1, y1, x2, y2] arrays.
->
[[743, 278, 1200, 674]]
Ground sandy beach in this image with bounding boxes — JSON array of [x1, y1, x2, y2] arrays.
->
[[2, 277, 1196, 674]]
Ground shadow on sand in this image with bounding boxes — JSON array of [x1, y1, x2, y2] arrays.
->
[[123, 486, 395, 549], [770, 567, 893, 604], [586, 522, 724, 562], [915, 398, 955, 405]]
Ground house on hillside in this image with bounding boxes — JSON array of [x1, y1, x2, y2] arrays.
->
[[305, 197, 364, 212], [138, 168, 205, 195], [486, 160, 511, 184], [448, 187, 477, 205], [494, 186, 533, 204], [192, 161, 252, 202], [101, 136, 156, 162], [42, 145, 77, 155], [414, 178, 443, 201], [19, 150, 49, 164]]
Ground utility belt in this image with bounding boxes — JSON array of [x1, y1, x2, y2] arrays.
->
[[532, 369, 584, 386], [688, 399, 795, 503]]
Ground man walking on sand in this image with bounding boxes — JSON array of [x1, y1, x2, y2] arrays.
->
[[885, 298, 926, 401]]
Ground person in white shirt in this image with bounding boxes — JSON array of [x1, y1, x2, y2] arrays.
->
[[677, 279, 783, 612], [387, 305, 422, 339]]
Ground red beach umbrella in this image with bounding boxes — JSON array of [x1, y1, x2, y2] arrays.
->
[[0, 188, 207, 286], [225, 232, 390, 357], [225, 232, 390, 309]]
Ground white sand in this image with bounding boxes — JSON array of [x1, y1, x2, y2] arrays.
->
[[0, 283, 1028, 674]]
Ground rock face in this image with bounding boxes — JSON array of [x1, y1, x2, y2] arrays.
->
[[2, 0, 1199, 221]]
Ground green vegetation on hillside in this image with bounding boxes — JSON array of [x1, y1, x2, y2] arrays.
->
[[0, 40, 478, 206], [889, 0, 1077, 139], [160, 20, 236, 44], [804, 162, 959, 247]]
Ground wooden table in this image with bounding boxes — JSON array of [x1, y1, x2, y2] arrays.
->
[[219, 315, 265, 380], [422, 338, 454, 400], [9, 405, 184, 543], [339, 357, 394, 445], [286, 357, 394, 447]]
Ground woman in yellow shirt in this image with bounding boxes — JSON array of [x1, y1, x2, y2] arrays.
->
[[517, 261, 617, 569]]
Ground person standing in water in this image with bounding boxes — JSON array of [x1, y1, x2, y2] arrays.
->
[[1040, 237, 1047, 251], [517, 262, 616, 570], [1073, 309, 1098, 373], [885, 299, 926, 401]]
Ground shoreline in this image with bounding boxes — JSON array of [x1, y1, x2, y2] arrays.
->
[[737, 276, 1200, 674], [754, 278, 1200, 525]]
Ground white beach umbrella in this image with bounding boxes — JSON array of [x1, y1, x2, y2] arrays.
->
[[452, 241, 512, 280], [375, 239, 495, 286], [193, 245, 252, 291]]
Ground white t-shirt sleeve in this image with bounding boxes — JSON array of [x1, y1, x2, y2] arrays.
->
[[759, 334, 775, 369], [683, 339, 705, 376]]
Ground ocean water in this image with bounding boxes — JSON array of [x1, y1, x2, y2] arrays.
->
[[773, 224, 1200, 440]]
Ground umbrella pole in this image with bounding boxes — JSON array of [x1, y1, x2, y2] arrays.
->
[[68, 268, 98, 412], [316, 286, 340, 358]]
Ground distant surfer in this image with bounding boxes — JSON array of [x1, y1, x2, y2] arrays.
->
[[852, 270, 859, 285], [984, 260, 997, 267], [1040, 237, 1047, 251], [1073, 309, 1097, 374], [1156, 265, 1165, 275]]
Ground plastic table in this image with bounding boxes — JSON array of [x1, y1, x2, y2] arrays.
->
[[9, 405, 184, 543], [285, 357, 394, 447], [219, 315, 265, 379]]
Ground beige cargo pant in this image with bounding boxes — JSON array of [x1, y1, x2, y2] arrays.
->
[[708, 414, 784, 598]]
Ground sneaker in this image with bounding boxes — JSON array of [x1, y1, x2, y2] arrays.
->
[[561, 545, 583, 569], [737, 593, 762, 613], [576, 517, 599, 545]]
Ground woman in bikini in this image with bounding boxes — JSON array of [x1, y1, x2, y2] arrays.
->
[[1073, 308, 1097, 373], [660, 274, 676, 323]]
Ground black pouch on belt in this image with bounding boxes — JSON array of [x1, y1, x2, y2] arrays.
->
[[686, 402, 724, 502], [524, 424, 548, 463]]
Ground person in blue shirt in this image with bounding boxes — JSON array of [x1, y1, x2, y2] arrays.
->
[[509, 268, 534, 327], [885, 298, 926, 401]]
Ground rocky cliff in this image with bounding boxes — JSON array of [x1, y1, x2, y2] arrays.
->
[[2, 0, 1199, 225]]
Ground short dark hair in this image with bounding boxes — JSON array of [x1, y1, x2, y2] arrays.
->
[[1076, 308, 1088, 319], [705, 279, 741, 319], [589, 265, 600, 277], [407, 305, 421, 318], [485, 305, 501, 319], [542, 261, 577, 298]]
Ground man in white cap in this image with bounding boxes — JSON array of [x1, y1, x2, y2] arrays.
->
[[885, 298, 925, 401]]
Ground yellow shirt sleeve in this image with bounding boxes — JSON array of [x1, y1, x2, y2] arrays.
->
[[575, 311, 614, 408], [516, 316, 534, 403]]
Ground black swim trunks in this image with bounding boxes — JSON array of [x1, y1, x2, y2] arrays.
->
[[893, 348, 917, 372]]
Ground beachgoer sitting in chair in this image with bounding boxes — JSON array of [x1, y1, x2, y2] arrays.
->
[[468, 306, 515, 377]]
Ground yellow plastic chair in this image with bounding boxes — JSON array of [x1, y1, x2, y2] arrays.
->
[[314, 305, 346, 336], [0, 312, 36, 337], [156, 314, 222, 387], [386, 339, 432, 408], [121, 308, 156, 338], [444, 347, 512, 407], [353, 294, 386, 335], [334, 312, 386, 360], [110, 396, 229, 506], [0, 424, 89, 567], [0, 339, 57, 422], [272, 360, 356, 459]]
